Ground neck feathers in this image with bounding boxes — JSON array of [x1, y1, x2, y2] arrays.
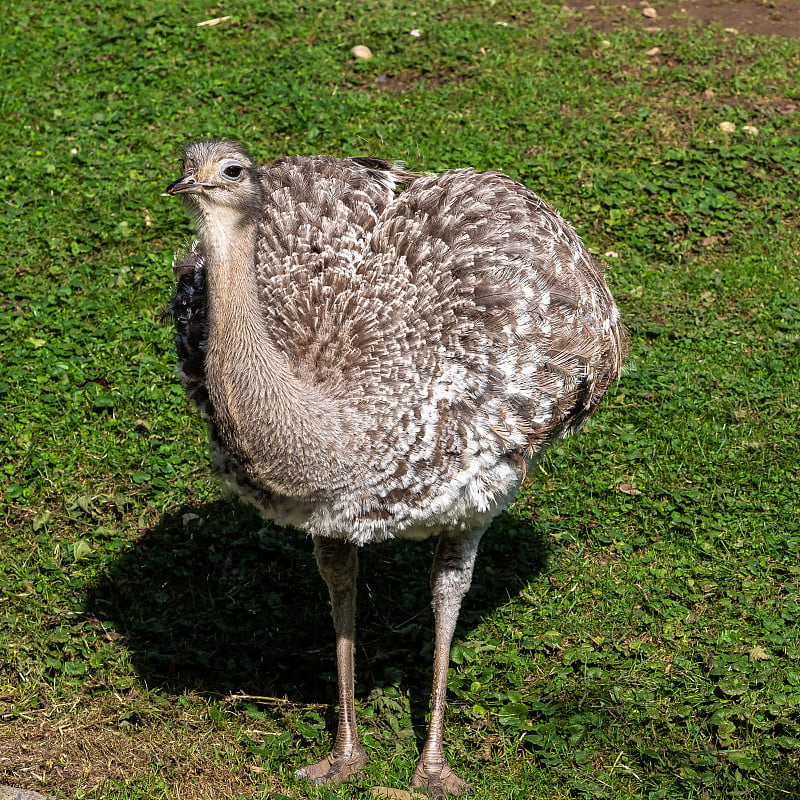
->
[[199, 210, 352, 498]]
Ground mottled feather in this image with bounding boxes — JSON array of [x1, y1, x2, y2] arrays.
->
[[170, 153, 625, 544]]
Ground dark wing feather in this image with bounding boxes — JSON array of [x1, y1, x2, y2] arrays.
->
[[169, 240, 209, 412]]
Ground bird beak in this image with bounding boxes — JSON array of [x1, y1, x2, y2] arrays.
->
[[166, 174, 208, 195]]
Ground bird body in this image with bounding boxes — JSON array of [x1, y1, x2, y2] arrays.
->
[[167, 141, 625, 796], [171, 148, 623, 543]]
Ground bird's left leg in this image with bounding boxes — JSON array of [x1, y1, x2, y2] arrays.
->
[[295, 536, 367, 786], [411, 527, 485, 798]]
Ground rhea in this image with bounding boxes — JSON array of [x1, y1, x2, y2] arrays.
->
[[166, 141, 625, 797]]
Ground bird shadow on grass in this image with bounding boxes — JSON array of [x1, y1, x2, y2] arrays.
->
[[87, 497, 551, 710], [85, 502, 800, 800]]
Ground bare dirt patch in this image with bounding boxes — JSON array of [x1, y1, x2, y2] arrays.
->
[[563, 0, 800, 37], [0, 708, 263, 800]]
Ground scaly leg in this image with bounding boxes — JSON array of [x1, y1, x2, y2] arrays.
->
[[295, 537, 367, 785], [411, 528, 484, 798]]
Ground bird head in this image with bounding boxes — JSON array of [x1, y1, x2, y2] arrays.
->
[[167, 141, 263, 219]]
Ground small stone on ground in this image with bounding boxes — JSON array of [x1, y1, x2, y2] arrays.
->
[[0, 788, 64, 800], [371, 787, 428, 799]]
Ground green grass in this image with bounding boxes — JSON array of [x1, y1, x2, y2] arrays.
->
[[1, 1, 799, 798]]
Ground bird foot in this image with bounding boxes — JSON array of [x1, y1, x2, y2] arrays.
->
[[411, 759, 471, 798], [295, 745, 367, 786]]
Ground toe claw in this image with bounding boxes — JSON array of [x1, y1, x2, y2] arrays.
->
[[411, 759, 471, 797], [295, 746, 367, 786]]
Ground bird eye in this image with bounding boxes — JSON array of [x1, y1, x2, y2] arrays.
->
[[221, 162, 244, 180]]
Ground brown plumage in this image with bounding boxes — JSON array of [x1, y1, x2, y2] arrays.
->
[[166, 141, 625, 797]]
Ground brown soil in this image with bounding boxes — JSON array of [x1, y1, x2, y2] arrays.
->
[[0, 708, 264, 800], [563, 0, 800, 37]]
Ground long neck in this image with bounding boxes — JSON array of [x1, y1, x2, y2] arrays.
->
[[199, 207, 351, 497]]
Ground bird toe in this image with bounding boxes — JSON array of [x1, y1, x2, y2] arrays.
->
[[295, 746, 367, 786], [411, 760, 471, 797]]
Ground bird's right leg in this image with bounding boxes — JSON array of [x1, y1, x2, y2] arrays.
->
[[411, 528, 484, 797], [295, 536, 367, 786]]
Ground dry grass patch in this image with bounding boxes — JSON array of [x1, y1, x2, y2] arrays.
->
[[0, 701, 267, 800]]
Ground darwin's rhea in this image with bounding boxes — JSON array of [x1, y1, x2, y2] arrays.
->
[[166, 141, 625, 796]]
